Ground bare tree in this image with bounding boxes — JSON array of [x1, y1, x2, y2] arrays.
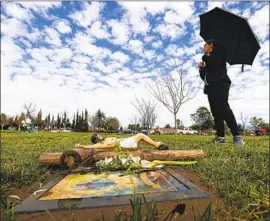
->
[[240, 112, 249, 135], [128, 116, 139, 132], [132, 98, 157, 130], [1, 113, 8, 130], [89, 114, 97, 128], [23, 103, 36, 119], [147, 63, 199, 132]]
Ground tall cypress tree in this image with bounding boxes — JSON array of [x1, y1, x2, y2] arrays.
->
[[81, 110, 84, 123], [48, 113, 51, 125], [85, 109, 88, 123], [51, 115, 54, 129], [76, 110, 79, 125], [57, 114, 61, 129], [72, 114, 75, 129]]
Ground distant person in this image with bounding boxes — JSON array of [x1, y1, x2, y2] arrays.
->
[[198, 39, 244, 146], [75, 133, 169, 150], [255, 125, 261, 136]]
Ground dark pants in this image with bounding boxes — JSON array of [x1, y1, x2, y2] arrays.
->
[[207, 81, 239, 137]]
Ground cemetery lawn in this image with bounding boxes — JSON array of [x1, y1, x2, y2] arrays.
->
[[1, 131, 269, 220]]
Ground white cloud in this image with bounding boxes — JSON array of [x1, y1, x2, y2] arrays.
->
[[128, 39, 144, 55], [72, 55, 91, 64], [207, 2, 225, 10], [143, 50, 156, 60], [54, 20, 72, 34], [69, 32, 95, 49], [27, 48, 51, 63], [79, 43, 111, 60], [19, 2, 61, 11], [119, 2, 150, 34], [1, 37, 24, 67], [1, 18, 27, 38], [153, 23, 185, 40], [111, 52, 129, 64], [69, 2, 104, 28], [225, 2, 241, 7], [156, 54, 165, 62], [18, 38, 32, 48], [107, 19, 130, 45], [165, 44, 184, 57], [93, 60, 122, 74], [132, 59, 147, 68], [152, 40, 163, 49], [249, 5, 269, 42], [18, 2, 62, 20], [87, 21, 110, 39], [44, 27, 62, 47], [164, 8, 191, 26], [3, 3, 31, 22], [165, 2, 194, 23], [144, 36, 155, 43], [143, 2, 169, 15], [52, 48, 73, 64]]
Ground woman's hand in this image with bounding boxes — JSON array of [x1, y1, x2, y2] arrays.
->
[[198, 62, 205, 69]]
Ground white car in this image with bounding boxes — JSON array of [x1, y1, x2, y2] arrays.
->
[[177, 128, 198, 135]]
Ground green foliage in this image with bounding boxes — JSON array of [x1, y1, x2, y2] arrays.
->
[[164, 124, 171, 128], [89, 109, 107, 129], [1, 113, 8, 127], [249, 116, 265, 129], [35, 109, 42, 125], [128, 124, 141, 131], [106, 117, 120, 130], [96, 155, 142, 171], [190, 106, 214, 130]]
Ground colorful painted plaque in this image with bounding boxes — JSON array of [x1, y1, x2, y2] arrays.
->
[[39, 170, 186, 200]]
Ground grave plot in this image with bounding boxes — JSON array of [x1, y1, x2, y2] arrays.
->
[[15, 168, 211, 221]]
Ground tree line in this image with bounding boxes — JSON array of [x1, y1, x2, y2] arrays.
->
[[0, 103, 121, 132], [1, 101, 268, 133], [189, 106, 269, 134]]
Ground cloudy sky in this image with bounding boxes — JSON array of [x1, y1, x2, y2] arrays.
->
[[1, 1, 269, 128]]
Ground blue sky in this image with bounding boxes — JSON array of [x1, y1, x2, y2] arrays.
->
[[1, 1, 269, 127]]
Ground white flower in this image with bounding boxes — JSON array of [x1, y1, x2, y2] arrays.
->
[[121, 158, 127, 165], [140, 160, 151, 168], [130, 156, 141, 164]]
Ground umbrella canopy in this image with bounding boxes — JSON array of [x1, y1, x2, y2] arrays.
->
[[199, 7, 261, 66]]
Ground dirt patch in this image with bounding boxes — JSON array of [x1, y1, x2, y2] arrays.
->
[[3, 169, 227, 221], [177, 168, 227, 220]]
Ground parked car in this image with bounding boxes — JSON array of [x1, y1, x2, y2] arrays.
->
[[124, 129, 135, 134], [177, 128, 198, 135], [141, 130, 149, 135]]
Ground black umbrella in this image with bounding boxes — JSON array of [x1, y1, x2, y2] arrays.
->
[[199, 7, 261, 70]]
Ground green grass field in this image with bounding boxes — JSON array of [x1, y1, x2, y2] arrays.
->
[[1, 131, 269, 220]]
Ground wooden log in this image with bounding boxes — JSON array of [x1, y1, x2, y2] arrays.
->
[[93, 150, 205, 161], [39, 153, 62, 165], [39, 149, 205, 167], [39, 148, 94, 166]]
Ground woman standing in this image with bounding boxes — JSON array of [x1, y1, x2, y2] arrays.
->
[[198, 39, 244, 146]]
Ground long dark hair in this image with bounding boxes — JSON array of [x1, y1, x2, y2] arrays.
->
[[91, 133, 105, 144]]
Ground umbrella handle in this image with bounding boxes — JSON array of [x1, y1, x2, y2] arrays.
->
[[241, 64, 244, 72]]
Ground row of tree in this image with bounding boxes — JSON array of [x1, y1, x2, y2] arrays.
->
[[189, 106, 269, 133], [1, 101, 268, 133], [0, 103, 121, 132]]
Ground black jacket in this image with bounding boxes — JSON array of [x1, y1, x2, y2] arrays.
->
[[199, 48, 231, 84]]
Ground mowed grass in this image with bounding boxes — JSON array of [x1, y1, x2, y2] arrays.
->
[[1, 131, 269, 220]]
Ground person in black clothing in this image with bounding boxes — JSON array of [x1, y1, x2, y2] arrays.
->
[[198, 39, 244, 146]]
